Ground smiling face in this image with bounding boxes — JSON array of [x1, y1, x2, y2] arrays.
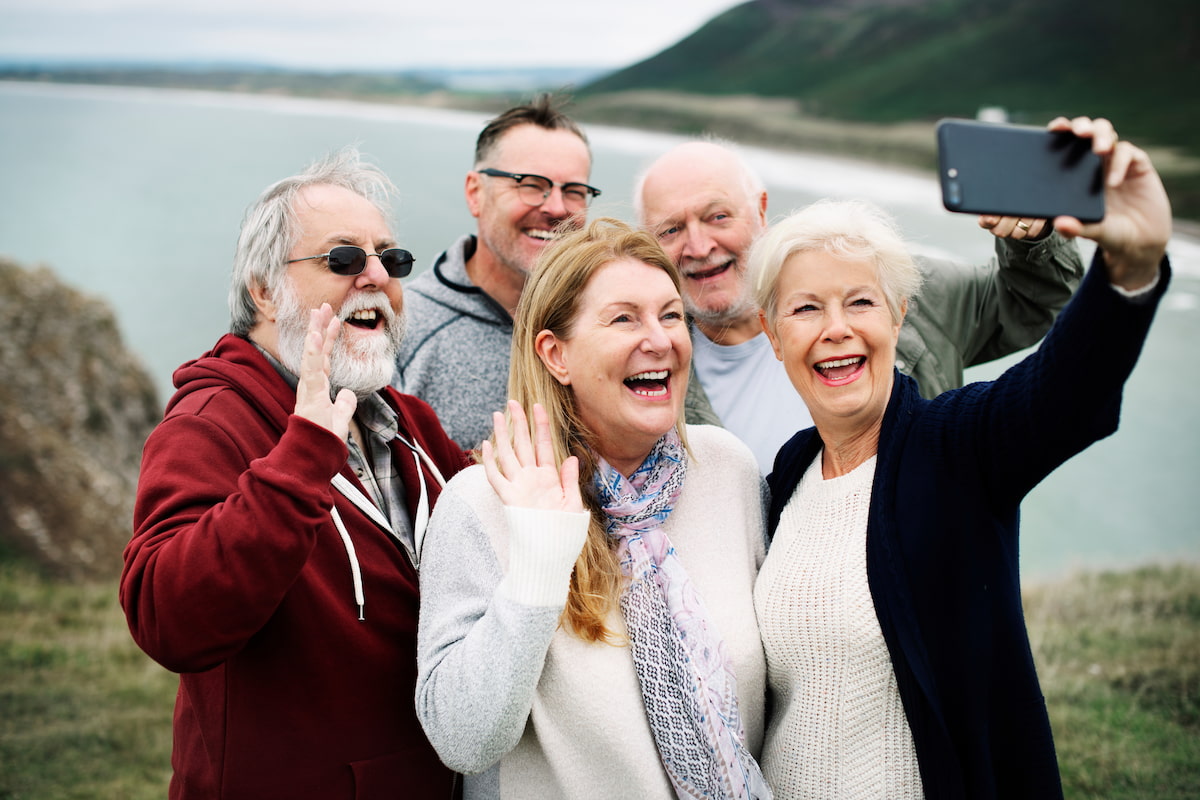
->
[[467, 123, 593, 278], [537, 258, 691, 476], [762, 249, 903, 440], [639, 142, 767, 335], [256, 183, 405, 396]]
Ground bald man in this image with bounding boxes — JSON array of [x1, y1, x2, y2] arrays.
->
[[637, 139, 1085, 472]]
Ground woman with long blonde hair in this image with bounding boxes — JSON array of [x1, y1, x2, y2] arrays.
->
[[416, 218, 770, 799]]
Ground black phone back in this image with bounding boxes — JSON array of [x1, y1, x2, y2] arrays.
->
[[937, 119, 1105, 223]]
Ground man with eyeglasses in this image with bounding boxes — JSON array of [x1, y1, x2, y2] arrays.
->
[[394, 94, 601, 450], [120, 147, 469, 799], [636, 138, 1085, 473]]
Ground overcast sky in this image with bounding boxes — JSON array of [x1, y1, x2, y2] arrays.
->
[[0, 0, 747, 70]]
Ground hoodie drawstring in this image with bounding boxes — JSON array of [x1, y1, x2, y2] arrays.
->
[[329, 434, 450, 621], [394, 432, 448, 563], [329, 505, 366, 621]]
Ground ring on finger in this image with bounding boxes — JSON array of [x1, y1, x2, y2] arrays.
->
[[1016, 220, 1032, 231]]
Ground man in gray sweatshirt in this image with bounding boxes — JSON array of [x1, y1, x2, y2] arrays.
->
[[393, 95, 598, 450]]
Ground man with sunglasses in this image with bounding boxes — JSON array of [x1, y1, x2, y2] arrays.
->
[[120, 147, 469, 799], [394, 94, 601, 450]]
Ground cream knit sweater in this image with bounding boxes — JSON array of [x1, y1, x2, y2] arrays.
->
[[755, 454, 923, 799]]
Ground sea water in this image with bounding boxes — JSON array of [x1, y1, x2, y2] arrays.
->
[[1, 80, 1196, 580]]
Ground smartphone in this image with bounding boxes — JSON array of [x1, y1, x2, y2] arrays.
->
[[936, 119, 1105, 222]]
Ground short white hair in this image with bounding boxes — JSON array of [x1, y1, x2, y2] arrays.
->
[[748, 198, 922, 329]]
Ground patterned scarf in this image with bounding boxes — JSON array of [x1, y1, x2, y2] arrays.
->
[[593, 428, 772, 800]]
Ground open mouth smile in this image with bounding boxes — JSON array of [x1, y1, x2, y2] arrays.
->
[[684, 260, 733, 282], [814, 356, 865, 384], [623, 369, 671, 398], [344, 308, 383, 331]]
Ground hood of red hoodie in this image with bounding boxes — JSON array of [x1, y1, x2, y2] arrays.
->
[[166, 334, 295, 433]]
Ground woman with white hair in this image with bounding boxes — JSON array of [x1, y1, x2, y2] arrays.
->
[[749, 117, 1172, 799]]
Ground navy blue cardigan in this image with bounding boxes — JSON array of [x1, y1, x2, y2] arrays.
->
[[765, 255, 1169, 800]]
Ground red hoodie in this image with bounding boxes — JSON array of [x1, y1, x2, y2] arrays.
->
[[121, 334, 469, 799]]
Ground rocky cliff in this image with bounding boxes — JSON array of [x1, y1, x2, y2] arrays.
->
[[0, 257, 161, 579]]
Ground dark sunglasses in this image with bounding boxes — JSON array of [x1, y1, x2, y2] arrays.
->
[[287, 245, 415, 278]]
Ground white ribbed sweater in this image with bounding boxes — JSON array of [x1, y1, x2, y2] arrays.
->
[[754, 454, 923, 799]]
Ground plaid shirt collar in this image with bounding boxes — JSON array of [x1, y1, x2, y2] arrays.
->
[[250, 340, 414, 547]]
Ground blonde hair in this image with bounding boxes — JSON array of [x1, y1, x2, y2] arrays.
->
[[506, 217, 689, 643]]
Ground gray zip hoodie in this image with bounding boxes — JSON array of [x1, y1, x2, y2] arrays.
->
[[395, 235, 513, 451], [396, 234, 722, 451]]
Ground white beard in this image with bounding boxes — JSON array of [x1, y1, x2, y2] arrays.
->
[[274, 279, 405, 399], [685, 290, 759, 329]]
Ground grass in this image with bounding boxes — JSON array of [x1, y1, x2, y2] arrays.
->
[[0, 561, 1196, 797], [0, 563, 176, 800], [1024, 564, 1200, 798]]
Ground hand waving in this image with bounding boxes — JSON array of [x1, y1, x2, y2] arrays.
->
[[293, 303, 357, 441], [482, 400, 584, 514]]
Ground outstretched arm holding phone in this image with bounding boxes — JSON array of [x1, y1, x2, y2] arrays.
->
[[1048, 116, 1170, 291]]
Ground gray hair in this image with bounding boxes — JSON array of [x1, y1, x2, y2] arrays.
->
[[228, 147, 395, 335], [632, 135, 765, 225], [747, 198, 922, 329]]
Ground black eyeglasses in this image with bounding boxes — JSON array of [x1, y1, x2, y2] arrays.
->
[[477, 168, 601, 211], [287, 245, 415, 278]]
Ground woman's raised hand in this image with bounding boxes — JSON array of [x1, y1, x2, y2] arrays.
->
[[482, 400, 584, 514], [1048, 116, 1171, 290]]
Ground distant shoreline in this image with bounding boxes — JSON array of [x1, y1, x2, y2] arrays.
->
[[5, 77, 1199, 235], [1, 79, 1196, 588]]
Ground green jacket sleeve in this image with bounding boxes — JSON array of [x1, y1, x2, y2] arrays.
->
[[684, 354, 724, 427], [897, 231, 1084, 398]]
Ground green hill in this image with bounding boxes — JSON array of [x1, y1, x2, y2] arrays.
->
[[584, 0, 1198, 154], [6, 0, 1197, 218]]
